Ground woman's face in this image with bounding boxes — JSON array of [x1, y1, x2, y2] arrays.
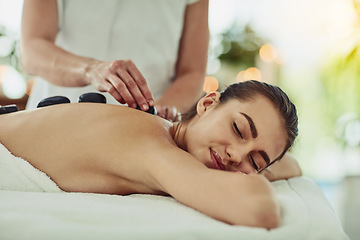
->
[[185, 92, 287, 174]]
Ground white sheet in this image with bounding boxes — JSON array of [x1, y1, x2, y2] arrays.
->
[[0, 177, 349, 240]]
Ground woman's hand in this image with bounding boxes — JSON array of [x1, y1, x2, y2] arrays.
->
[[260, 152, 302, 181], [84, 59, 154, 111]]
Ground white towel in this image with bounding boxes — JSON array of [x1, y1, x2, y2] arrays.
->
[[0, 142, 62, 192], [0, 178, 349, 240]]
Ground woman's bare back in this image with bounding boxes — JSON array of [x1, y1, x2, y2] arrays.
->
[[0, 103, 175, 195]]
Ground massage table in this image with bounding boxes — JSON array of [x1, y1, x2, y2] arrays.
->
[[0, 142, 349, 240]]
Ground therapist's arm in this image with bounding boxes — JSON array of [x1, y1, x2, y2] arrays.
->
[[155, 0, 209, 119], [19, 0, 154, 110]]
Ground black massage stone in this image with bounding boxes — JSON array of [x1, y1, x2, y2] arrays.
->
[[0, 104, 19, 114], [136, 105, 157, 115], [78, 92, 106, 104], [37, 96, 71, 108]]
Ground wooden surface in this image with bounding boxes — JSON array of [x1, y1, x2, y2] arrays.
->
[[0, 95, 28, 110]]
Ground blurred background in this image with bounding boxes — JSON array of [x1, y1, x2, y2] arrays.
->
[[0, 0, 359, 238]]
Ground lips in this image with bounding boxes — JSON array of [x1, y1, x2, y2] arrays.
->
[[210, 149, 226, 171]]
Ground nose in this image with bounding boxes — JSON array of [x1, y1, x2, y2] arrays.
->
[[224, 144, 257, 174], [224, 151, 241, 166], [224, 143, 246, 165]]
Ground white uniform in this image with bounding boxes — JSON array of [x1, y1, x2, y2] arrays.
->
[[26, 0, 198, 109]]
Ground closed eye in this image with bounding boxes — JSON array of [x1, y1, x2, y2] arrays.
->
[[250, 155, 258, 172], [233, 122, 243, 138]]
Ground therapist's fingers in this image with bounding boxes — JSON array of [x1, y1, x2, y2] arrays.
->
[[107, 75, 138, 108], [167, 106, 177, 121], [115, 66, 150, 111], [109, 60, 154, 110], [156, 105, 167, 119], [125, 61, 154, 106], [99, 80, 126, 104], [86, 60, 154, 109], [155, 105, 181, 122]]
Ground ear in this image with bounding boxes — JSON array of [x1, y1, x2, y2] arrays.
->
[[196, 91, 221, 116]]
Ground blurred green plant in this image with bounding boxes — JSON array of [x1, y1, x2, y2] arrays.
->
[[0, 26, 20, 68], [320, 2, 360, 147], [216, 22, 265, 69], [321, 45, 360, 117]]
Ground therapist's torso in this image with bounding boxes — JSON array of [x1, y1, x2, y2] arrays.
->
[[26, 0, 197, 109]]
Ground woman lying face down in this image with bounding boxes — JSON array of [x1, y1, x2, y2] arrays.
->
[[0, 80, 299, 229]]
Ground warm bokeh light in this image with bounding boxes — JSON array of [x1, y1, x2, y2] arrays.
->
[[236, 67, 263, 82], [259, 44, 277, 62], [236, 70, 245, 82], [237, 68, 262, 82], [203, 76, 219, 93], [244, 67, 262, 81]]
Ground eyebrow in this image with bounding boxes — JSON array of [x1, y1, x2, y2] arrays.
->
[[240, 112, 271, 169], [240, 112, 258, 138], [259, 150, 270, 166]]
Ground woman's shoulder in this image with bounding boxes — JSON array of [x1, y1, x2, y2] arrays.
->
[[82, 103, 176, 144], [0, 103, 173, 139], [105, 104, 173, 134]]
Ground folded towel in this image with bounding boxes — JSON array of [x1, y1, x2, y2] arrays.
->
[[0, 142, 62, 192]]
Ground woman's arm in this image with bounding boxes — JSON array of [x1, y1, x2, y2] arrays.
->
[[150, 149, 280, 229], [183, 171, 280, 229], [20, 0, 153, 110], [155, 0, 209, 118]]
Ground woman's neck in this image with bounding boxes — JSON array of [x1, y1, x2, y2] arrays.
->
[[171, 121, 189, 151]]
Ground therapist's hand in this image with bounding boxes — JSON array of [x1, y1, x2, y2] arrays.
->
[[84, 59, 154, 111], [155, 104, 182, 122]]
